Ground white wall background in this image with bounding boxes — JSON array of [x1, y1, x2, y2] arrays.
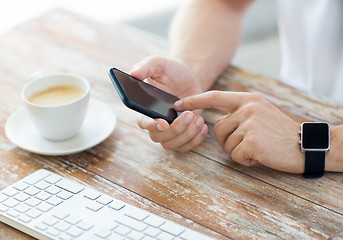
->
[[0, 0, 182, 33], [1, 0, 280, 79]]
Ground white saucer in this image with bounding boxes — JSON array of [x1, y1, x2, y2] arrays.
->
[[5, 99, 116, 156]]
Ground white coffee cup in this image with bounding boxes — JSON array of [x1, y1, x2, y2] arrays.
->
[[22, 73, 90, 141]]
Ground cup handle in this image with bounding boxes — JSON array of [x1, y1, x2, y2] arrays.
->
[[30, 72, 43, 81]]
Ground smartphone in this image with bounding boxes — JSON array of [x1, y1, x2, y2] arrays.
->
[[108, 68, 180, 124]]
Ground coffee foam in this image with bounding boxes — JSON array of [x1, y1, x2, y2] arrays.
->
[[28, 85, 84, 107]]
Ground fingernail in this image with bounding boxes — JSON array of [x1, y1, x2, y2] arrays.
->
[[201, 125, 207, 134], [215, 118, 224, 124], [131, 63, 141, 71], [184, 112, 193, 123], [215, 114, 230, 124], [174, 100, 182, 108], [156, 124, 164, 131], [196, 117, 203, 127]]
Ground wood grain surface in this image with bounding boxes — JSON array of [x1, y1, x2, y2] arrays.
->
[[1, 9, 343, 240]]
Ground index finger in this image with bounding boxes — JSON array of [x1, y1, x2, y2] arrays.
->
[[174, 90, 260, 113]]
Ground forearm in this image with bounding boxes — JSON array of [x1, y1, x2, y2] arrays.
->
[[169, 0, 254, 91], [326, 125, 343, 172]]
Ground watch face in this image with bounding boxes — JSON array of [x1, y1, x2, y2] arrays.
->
[[302, 122, 329, 150]]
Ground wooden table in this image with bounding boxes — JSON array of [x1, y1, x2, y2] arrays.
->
[[1, 9, 343, 240]]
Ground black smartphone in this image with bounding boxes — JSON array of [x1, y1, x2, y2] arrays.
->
[[108, 68, 180, 124]]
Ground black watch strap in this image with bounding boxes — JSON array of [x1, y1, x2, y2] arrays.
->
[[303, 151, 325, 178]]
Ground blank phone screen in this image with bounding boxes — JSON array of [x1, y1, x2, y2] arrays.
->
[[113, 69, 179, 120]]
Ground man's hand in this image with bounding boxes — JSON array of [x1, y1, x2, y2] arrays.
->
[[130, 56, 203, 98], [131, 56, 208, 152], [175, 90, 305, 173], [137, 112, 208, 152]]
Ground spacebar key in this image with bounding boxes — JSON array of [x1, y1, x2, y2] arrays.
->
[[55, 179, 84, 194]]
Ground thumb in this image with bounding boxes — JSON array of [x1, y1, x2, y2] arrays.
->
[[129, 63, 148, 81], [130, 56, 166, 81], [143, 77, 165, 90]]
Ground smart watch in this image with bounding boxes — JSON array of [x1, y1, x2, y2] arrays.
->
[[300, 122, 330, 178]]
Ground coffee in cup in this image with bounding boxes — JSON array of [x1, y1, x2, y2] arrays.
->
[[28, 85, 85, 107], [22, 73, 90, 141]]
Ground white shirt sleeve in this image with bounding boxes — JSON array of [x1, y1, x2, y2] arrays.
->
[[277, 0, 343, 104]]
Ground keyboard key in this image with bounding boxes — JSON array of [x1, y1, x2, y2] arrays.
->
[[55, 179, 84, 194], [0, 194, 8, 203], [44, 174, 62, 184], [14, 203, 31, 213], [66, 226, 84, 237], [34, 180, 51, 190], [107, 232, 126, 240], [0, 204, 9, 212], [58, 232, 73, 240], [77, 221, 94, 231], [24, 170, 50, 185], [35, 191, 52, 201], [127, 230, 145, 240], [3, 198, 19, 208], [86, 201, 103, 212], [108, 200, 125, 211], [18, 214, 32, 223], [25, 197, 41, 207], [65, 215, 81, 225], [47, 196, 63, 206], [111, 222, 119, 231], [96, 195, 113, 205], [47, 227, 60, 237], [94, 227, 112, 238], [159, 222, 185, 236], [42, 216, 59, 226], [156, 231, 174, 240], [113, 225, 131, 235], [13, 182, 29, 191], [24, 187, 40, 196], [2, 187, 19, 197], [36, 202, 53, 212], [26, 208, 42, 219], [54, 221, 71, 232], [53, 211, 69, 220], [34, 222, 49, 231], [83, 189, 101, 200], [141, 236, 155, 240], [113, 215, 147, 232], [144, 226, 161, 237], [7, 209, 20, 218], [143, 215, 165, 228], [180, 229, 213, 240], [57, 190, 73, 200], [45, 185, 62, 195], [14, 192, 30, 202], [24, 186, 40, 196], [124, 206, 149, 221]]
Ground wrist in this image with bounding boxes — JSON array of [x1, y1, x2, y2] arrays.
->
[[168, 57, 206, 96], [171, 56, 217, 92]]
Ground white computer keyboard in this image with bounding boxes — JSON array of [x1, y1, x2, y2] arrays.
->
[[0, 169, 215, 240]]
